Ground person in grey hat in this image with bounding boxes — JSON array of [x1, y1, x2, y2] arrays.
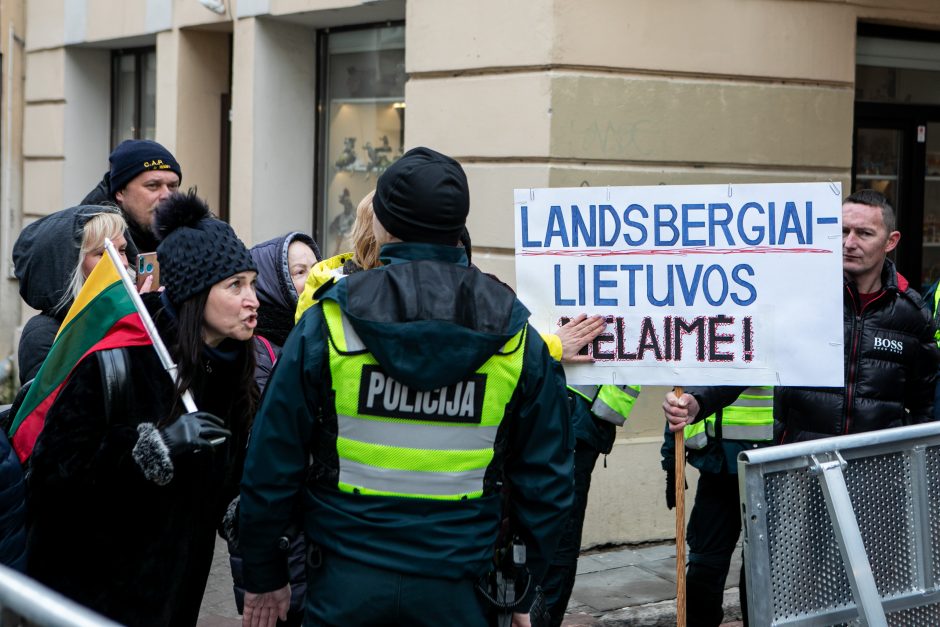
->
[[82, 139, 182, 254], [239, 147, 574, 627]]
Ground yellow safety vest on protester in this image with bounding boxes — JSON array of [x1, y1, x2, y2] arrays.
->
[[684, 386, 773, 450], [322, 300, 526, 500], [567, 384, 640, 426]]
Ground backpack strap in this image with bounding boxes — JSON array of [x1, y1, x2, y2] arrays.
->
[[96, 348, 132, 425], [257, 335, 277, 366]]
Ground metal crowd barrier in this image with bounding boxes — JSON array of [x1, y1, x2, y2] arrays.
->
[[0, 564, 122, 627], [739, 422, 940, 626]]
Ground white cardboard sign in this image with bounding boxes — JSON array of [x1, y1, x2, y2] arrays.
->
[[514, 182, 844, 386]]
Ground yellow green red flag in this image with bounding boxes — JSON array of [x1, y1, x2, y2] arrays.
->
[[9, 252, 151, 462]]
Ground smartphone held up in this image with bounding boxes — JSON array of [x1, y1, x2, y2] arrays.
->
[[136, 252, 160, 291]]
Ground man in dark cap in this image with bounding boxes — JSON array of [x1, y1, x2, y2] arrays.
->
[[239, 147, 574, 627], [82, 139, 182, 254]]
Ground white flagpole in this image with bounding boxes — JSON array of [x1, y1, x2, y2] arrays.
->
[[104, 238, 198, 413]]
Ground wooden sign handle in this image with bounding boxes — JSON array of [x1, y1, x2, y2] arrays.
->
[[674, 385, 687, 627]]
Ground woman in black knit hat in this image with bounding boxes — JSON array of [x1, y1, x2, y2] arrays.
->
[[26, 191, 260, 627]]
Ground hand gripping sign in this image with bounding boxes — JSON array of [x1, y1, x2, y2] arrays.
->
[[514, 182, 844, 387]]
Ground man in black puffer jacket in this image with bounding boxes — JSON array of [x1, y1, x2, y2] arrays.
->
[[775, 188, 939, 442], [667, 188, 940, 444]]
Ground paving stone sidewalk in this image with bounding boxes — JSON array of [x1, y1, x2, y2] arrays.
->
[[562, 541, 743, 626], [198, 537, 744, 627]]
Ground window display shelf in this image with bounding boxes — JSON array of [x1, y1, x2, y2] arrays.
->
[[856, 174, 898, 181], [332, 97, 403, 105]]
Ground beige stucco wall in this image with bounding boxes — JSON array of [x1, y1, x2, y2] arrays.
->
[[173, 29, 232, 214], [0, 0, 26, 374], [229, 17, 317, 244]]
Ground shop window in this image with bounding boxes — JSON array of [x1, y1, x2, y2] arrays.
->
[[111, 48, 156, 149], [316, 24, 405, 257]]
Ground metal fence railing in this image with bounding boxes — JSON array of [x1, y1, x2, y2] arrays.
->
[[0, 564, 122, 627], [739, 422, 940, 627]]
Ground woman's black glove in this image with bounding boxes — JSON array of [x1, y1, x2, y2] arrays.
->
[[161, 411, 231, 456]]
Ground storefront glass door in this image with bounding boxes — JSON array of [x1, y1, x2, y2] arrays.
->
[[924, 123, 940, 287], [854, 28, 940, 291]]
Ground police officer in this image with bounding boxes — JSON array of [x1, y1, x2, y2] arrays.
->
[[238, 147, 574, 627], [541, 382, 640, 626], [662, 386, 774, 627], [921, 281, 940, 420]]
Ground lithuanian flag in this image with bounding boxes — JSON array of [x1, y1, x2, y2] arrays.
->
[[9, 252, 152, 462]]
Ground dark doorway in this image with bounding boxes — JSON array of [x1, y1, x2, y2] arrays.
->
[[854, 24, 940, 292]]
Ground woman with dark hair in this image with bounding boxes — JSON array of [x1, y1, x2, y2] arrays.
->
[[26, 192, 259, 627]]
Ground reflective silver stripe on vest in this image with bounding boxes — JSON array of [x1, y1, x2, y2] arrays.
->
[[728, 397, 772, 408], [339, 459, 486, 496], [685, 430, 708, 449], [569, 384, 600, 400], [591, 397, 626, 426], [619, 385, 640, 398], [338, 414, 498, 451], [710, 423, 773, 441], [341, 314, 366, 351]]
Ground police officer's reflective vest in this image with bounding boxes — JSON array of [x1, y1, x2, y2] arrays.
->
[[683, 386, 773, 450], [567, 384, 640, 425], [933, 288, 940, 348], [322, 300, 526, 500]]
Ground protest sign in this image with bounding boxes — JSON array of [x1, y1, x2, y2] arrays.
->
[[514, 182, 844, 386]]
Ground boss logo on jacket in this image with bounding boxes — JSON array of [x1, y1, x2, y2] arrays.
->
[[358, 365, 486, 423], [873, 335, 904, 355]]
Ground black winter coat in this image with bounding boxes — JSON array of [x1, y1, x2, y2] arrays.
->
[[26, 295, 252, 626], [0, 430, 26, 572], [17, 313, 61, 385], [776, 260, 939, 442]]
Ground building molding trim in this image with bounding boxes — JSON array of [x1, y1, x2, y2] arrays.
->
[[408, 64, 854, 90]]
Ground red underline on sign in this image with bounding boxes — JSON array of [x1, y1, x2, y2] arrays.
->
[[517, 247, 832, 257]]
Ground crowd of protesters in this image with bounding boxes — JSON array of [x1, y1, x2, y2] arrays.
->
[[0, 137, 937, 627]]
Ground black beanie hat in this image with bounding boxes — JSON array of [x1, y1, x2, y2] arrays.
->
[[109, 139, 182, 196], [153, 192, 256, 306], [372, 146, 470, 244]]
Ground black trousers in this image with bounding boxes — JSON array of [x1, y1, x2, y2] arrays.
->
[[304, 548, 489, 626], [540, 443, 602, 627], [686, 469, 747, 627]]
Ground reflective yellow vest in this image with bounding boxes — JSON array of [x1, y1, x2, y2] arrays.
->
[[322, 300, 526, 500], [933, 288, 940, 348], [684, 386, 773, 450], [567, 384, 640, 426]]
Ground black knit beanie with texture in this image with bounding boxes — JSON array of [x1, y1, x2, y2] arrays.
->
[[372, 147, 469, 245], [153, 191, 256, 306]]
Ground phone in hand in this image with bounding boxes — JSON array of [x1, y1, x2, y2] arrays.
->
[[136, 252, 160, 291]]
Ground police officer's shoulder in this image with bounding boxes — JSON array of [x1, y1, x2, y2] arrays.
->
[[479, 270, 517, 296]]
